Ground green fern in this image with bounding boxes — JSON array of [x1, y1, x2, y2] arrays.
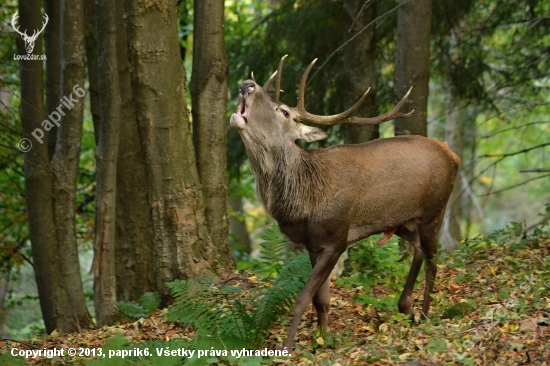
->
[[117, 292, 161, 319], [257, 226, 291, 277], [117, 302, 149, 319], [165, 225, 312, 349]]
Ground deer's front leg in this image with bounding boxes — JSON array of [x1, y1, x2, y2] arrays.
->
[[309, 252, 331, 330], [283, 247, 344, 351]]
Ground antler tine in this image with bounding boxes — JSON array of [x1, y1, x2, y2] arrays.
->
[[296, 58, 372, 125], [262, 70, 276, 91], [296, 58, 317, 111], [263, 55, 288, 100], [344, 86, 414, 125], [274, 54, 287, 100]]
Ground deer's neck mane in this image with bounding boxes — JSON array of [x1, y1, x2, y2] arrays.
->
[[248, 143, 330, 223]]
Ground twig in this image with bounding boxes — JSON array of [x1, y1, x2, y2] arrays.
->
[[307, 0, 411, 85], [520, 169, 550, 173], [347, 0, 374, 33], [478, 173, 550, 196], [522, 215, 550, 234], [477, 142, 550, 159]]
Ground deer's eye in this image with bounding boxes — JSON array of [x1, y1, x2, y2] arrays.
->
[[280, 109, 289, 118]]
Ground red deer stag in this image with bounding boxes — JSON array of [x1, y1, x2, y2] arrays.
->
[[230, 56, 460, 351]]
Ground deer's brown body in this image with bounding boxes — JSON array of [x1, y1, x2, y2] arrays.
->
[[230, 57, 460, 351]]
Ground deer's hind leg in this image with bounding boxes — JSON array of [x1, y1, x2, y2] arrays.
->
[[395, 225, 423, 316], [418, 216, 443, 318]]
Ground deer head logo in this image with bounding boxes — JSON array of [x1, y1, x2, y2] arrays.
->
[[11, 11, 49, 54]]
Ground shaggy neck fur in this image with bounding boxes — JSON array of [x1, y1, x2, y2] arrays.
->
[[245, 138, 330, 223]]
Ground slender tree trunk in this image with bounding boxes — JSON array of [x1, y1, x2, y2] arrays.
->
[[125, 0, 223, 301], [0, 272, 10, 337], [44, 0, 60, 159], [18, 0, 73, 334], [343, 0, 379, 144], [441, 31, 464, 250], [191, 0, 233, 269], [92, 0, 123, 326], [342, 0, 379, 276], [395, 0, 432, 257], [395, 0, 432, 137], [50, 0, 93, 331], [228, 195, 251, 255], [114, 0, 156, 302], [83, 0, 101, 146], [441, 95, 463, 250]]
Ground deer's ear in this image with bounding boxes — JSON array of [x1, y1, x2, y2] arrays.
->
[[298, 124, 328, 142]]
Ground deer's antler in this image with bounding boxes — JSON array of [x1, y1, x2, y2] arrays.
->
[[263, 54, 287, 100], [295, 59, 413, 125]]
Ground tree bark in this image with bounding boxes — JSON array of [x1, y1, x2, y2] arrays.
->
[[440, 31, 464, 250], [343, 0, 379, 144], [395, 0, 432, 137], [395, 0, 432, 258], [83, 0, 101, 146], [441, 95, 463, 250], [50, 0, 93, 331], [191, 0, 233, 269], [44, 0, 61, 159], [342, 0, 379, 275], [114, 0, 156, 302], [18, 0, 72, 334], [228, 195, 252, 255], [125, 0, 223, 301], [92, 0, 123, 326]]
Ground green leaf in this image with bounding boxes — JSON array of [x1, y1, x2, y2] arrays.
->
[[426, 338, 447, 353]]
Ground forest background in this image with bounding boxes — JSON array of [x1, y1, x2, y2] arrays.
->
[[0, 0, 548, 340]]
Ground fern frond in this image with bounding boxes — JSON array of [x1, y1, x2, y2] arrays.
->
[[117, 302, 149, 319], [252, 251, 311, 344], [258, 226, 292, 277]]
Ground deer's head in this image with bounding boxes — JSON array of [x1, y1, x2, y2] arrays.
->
[[230, 55, 413, 148], [12, 11, 49, 54]]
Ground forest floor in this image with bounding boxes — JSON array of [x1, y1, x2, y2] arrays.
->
[[1, 231, 550, 365]]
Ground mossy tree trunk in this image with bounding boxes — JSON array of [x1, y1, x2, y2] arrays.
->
[[113, 0, 156, 303], [191, 0, 234, 269], [125, 0, 229, 302], [395, 0, 432, 137], [343, 0, 379, 145], [49, 0, 93, 331], [92, 0, 123, 326]]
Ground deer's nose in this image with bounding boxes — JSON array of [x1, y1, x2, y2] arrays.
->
[[240, 82, 255, 97]]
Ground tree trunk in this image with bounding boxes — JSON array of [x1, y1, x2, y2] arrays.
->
[[342, 0, 379, 276], [191, 0, 233, 269], [395, 0, 432, 137], [92, 0, 123, 326], [125, 0, 223, 301], [343, 0, 379, 144], [44, 0, 61, 159], [441, 95, 463, 250], [18, 0, 73, 334], [50, 0, 93, 331], [228, 195, 252, 255], [440, 31, 464, 250], [395, 0, 432, 258], [83, 0, 101, 146], [114, 0, 156, 302]]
